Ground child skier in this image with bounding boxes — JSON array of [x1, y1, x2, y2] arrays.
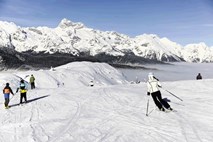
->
[[147, 73, 173, 111], [3, 83, 14, 109], [16, 79, 28, 104]]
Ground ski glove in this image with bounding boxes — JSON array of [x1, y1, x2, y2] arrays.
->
[[147, 92, 150, 96]]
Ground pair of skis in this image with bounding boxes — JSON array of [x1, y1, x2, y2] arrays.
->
[[146, 104, 176, 116], [146, 90, 181, 116]]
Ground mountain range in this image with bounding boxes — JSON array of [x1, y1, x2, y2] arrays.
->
[[0, 18, 213, 69]]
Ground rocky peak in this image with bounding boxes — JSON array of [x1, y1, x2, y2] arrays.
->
[[58, 18, 84, 29]]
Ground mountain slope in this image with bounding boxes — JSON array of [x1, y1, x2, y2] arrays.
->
[[0, 62, 212, 142]]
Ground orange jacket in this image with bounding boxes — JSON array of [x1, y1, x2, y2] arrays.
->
[[3, 86, 14, 94]]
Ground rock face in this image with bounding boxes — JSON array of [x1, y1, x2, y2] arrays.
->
[[1, 18, 213, 64], [0, 45, 163, 70]]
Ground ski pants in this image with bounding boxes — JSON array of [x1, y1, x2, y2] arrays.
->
[[4, 98, 9, 107], [31, 82, 35, 89], [4, 93, 10, 107], [20, 92, 27, 103], [151, 91, 170, 109]]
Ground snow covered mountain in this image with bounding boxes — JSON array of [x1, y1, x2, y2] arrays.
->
[[183, 43, 213, 62], [0, 18, 213, 63]]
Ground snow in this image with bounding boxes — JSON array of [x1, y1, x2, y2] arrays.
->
[[0, 61, 213, 142]]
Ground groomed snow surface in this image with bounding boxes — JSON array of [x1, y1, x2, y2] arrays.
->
[[0, 62, 212, 142]]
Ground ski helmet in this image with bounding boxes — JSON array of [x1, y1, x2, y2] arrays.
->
[[148, 72, 154, 80]]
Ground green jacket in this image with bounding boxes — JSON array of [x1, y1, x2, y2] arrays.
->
[[30, 76, 35, 83]]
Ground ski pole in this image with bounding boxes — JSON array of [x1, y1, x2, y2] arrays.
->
[[146, 96, 150, 116], [144, 79, 150, 116], [162, 89, 183, 101], [13, 74, 30, 84]]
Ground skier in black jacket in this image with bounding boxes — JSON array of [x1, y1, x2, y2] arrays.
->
[[196, 73, 202, 80]]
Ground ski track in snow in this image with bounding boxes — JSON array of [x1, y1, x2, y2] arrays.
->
[[0, 83, 212, 142], [48, 101, 81, 142], [175, 112, 202, 142]]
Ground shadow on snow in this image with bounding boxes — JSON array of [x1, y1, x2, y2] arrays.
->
[[9, 95, 50, 108], [163, 98, 184, 106]]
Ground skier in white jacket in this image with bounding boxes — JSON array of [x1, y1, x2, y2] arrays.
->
[[147, 72, 173, 111]]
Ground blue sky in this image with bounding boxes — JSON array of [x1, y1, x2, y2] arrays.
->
[[0, 0, 213, 46]]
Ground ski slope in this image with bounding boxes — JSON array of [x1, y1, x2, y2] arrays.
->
[[0, 62, 213, 142]]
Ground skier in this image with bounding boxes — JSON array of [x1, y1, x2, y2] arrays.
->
[[147, 73, 173, 111], [196, 73, 202, 80], [3, 83, 14, 109], [89, 80, 94, 87], [16, 79, 28, 104], [30, 74, 35, 89]]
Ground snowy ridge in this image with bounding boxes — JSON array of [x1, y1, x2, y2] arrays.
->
[[183, 43, 213, 62], [0, 62, 212, 142], [1, 19, 213, 62], [0, 62, 127, 89]]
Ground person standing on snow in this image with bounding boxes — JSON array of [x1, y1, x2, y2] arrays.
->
[[89, 80, 94, 87], [16, 79, 28, 104], [30, 74, 35, 89], [147, 73, 173, 111], [3, 83, 14, 109], [196, 73, 202, 80]]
